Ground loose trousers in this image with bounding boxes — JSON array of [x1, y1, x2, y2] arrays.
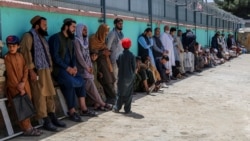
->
[[57, 70, 86, 110]]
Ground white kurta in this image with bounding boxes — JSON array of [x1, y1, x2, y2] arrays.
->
[[160, 32, 175, 66], [183, 51, 195, 72], [220, 37, 227, 52], [160, 32, 175, 76]]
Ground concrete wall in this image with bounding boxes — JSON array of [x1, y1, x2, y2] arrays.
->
[[0, 6, 234, 55], [0, 7, 150, 55]]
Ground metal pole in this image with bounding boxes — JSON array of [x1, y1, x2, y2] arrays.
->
[[206, 15, 209, 47], [222, 19, 224, 32], [206, 0, 209, 47], [194, 1, 197, 34], [215, 17, 217, 31], [100, 0, 106, 23], [232, 21, 234, 32], [194, 11, 197, 34], [176, 5, 179, 29], [128, 0, 131, 11], [148, 0, 152, 29], [164, 0, 166, 17], [185, 0, 187, 22]]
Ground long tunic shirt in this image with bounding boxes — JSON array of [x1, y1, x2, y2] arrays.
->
[[160, 32, 176, 66], [49, 32, 81, 86], [5, 52, 33, 131], [74, 39, 93, 79], [49, 32, 76, 71], [5, 53, 31, 99], [107, 28, 124, 64], [138, 35, 156, 67], [176, 36, 184, 53], [173, 37, 180, 61], [152, 35, 164, 59], [20, 32, 55, 97], [97, 54, 115, 84], [92, 61, 106, 101], [117, 49, 136, 97]]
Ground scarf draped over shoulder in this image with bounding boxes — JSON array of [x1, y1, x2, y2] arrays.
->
[[89, 24, 109, 51], [89, 24, 113, 72], [75, 24, 89, 49]]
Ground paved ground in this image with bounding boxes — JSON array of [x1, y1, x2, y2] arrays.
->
[[10, 54, 250, 141]]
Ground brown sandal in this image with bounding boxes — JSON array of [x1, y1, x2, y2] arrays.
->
[[23, 128, 41, 136], [104, 103, 113, 110], [94, 106, 108, 111]]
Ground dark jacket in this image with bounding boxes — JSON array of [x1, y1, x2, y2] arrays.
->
[[227, 38, 233, 49], [211, 35, 218, 50], [138, 34, 150, 58], [48, 32, 76, 78]]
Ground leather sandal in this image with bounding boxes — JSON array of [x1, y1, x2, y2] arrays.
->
[[81, 109, 98, 117], [104, 103, 113, 110], [94, 106, 108, 111], [23, 128, 41, 136]]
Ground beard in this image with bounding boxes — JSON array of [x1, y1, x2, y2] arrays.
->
[[38, 27, 48, 36], [82, 34, 87, 38], [67, 29, 75, 40], [116, 26, 122, 31]]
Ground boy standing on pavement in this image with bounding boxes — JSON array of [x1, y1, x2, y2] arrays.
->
[[113, 38, 136, 114], [5, 35, 42, 136]]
